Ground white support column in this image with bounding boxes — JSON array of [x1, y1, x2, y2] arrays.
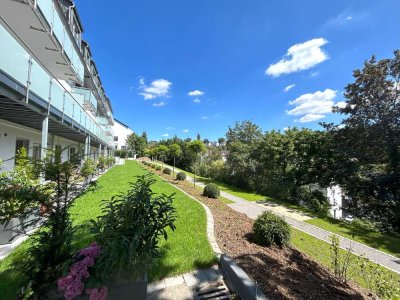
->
[[40, 116, 49, 181], [98, 144, 102, 157], [84, 135, 91, 159]]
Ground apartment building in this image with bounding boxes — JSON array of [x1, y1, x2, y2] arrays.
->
[[113, 119, 133, 150], [0, 0, 115, 172]]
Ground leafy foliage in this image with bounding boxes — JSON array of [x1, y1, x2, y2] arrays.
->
[[156, 165, 162, 171], [91, 174, 177, 280], [163, 168, 172, 175], [81, 158, 97, 178], [203, 183, 220, 198], [176, 172, 186, 181], [253, 211, 291, 247]]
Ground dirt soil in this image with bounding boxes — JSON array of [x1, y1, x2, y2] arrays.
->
[[144, 164, 376, 300]]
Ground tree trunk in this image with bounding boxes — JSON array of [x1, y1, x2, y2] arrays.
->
[[173, 156, 176, 179]]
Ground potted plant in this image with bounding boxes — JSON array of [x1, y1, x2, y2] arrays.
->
[[90, 174, 177, 299]]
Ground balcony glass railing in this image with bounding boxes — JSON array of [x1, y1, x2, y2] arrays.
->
[[71, 87, 98, 111], [0, 24, 113, 146], [36, 0, 84, 82]]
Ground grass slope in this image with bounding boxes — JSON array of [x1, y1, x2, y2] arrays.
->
[[0, 161, 215, 299], [306, 218, 400, 258], [163, 162, 400, 258]]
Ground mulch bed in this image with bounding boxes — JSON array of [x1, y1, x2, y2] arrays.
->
[[143, 164, 376, 300]]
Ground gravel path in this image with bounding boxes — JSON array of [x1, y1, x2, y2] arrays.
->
[[156, 162, 400, 274]]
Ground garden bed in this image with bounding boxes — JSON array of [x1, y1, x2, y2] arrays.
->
[[147, 165, 375, 300]]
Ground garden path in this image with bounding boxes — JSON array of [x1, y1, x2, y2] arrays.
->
[[158, 163, 400, 274]]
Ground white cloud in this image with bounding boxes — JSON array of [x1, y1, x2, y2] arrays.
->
[[298, 114, 326, 123], [193, 98, 201, 103], [287, 89, 342, 122], [188, 90, 204, 96], [201, 116, 208, 120], [162, 133, 169, 137], [183, 129, 189, 133], [266, 38, 329, 77], [139, 78, 172, 100], [153, 101, 165, 107], [284, 84, 296, 92], [165, 126, 173, 130]]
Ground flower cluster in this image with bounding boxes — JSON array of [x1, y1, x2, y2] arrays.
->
[[86, 287, 108, 300], [58, 242, 105, 300]]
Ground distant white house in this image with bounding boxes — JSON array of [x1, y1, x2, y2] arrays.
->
[[310, 184, 344, 219], [112, 119, 133, 150]]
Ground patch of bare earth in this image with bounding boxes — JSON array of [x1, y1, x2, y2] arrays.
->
[[143, 165, 376, 300]]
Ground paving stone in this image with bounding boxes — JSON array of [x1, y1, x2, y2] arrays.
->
[[164, 275, 185, 287], [183, 272, 198, 286], [147, 279, 166, 293]]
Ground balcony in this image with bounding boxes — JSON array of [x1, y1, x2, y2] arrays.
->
[[71, 87, 97, 114], [0, 0, 84, 83], [0, 23, 113, 147], [96, 116, 114, 137]]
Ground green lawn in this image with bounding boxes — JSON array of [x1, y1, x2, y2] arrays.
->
[[291, 227, 400, 293], [0, 161, 215, 299], [306, 217, 400, 258], [162, 162, 400, 258]]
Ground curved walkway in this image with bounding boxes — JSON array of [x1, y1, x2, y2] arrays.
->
[[157, 162, 400, 274]]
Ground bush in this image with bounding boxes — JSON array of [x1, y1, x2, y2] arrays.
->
[[92, 174, 177, 279], [253, 211, 291, 247], [163, 168, 172, 175], [203, 183, 220, 198], [156, 166, 162, 171], [151, 164, 156, 169], [81, 158, 96, 178], [176, 172, 186, 181]]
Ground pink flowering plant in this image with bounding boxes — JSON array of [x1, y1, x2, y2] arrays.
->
[[58, 242, 108, 300]]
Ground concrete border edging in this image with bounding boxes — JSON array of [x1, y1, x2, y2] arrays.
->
[[219, 254, 268, 300]]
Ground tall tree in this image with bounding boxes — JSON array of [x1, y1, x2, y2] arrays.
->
[[328, 50, 400, 231], [126, 132, 147, 157]]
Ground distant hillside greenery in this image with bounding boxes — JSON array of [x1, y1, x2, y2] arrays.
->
[[132, 50, 400, 233]]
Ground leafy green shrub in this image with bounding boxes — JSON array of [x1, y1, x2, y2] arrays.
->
[[81, 158, 96, 178], [203, 183, 220, 198], [114, 149, 128, 158], [176, 172, 186, 181], [156, 166, 162, 171], [91, 174, 177, 279], [151, 164, 156, 169], [97, 156, 106, 171], [163, 168, 172, 175], [253, 211, 291, 247]]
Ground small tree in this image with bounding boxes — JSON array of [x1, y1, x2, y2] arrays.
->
[[188, 140, 206, 187], [169, 144, 181, 178], [156, 145, 168, 169]]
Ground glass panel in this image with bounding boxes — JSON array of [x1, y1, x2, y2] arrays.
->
[[63, 93, 74, 118], [0, 25, 30, 85], [50, 79, 64, 112], [30, 60, 51, 101], [37, 0, 54, 28], [52, 15, 65, 47]]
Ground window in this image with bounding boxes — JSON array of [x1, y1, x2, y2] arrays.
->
[[32, 143, 41, 160], [69, 147, 76, 159], [55, 145, 62, 163], [15, 138, 29, 155], [114, 136, 119, 142]]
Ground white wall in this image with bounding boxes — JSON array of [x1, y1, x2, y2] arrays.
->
[[0, 118, 98, 172], [112, 120, 133, 150]]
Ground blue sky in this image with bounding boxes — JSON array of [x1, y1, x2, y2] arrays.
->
[[76, 0, 400, 141]]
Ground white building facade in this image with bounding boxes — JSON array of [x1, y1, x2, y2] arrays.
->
[[0, 0, 115, 172], [113, 119, 133, 150]]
